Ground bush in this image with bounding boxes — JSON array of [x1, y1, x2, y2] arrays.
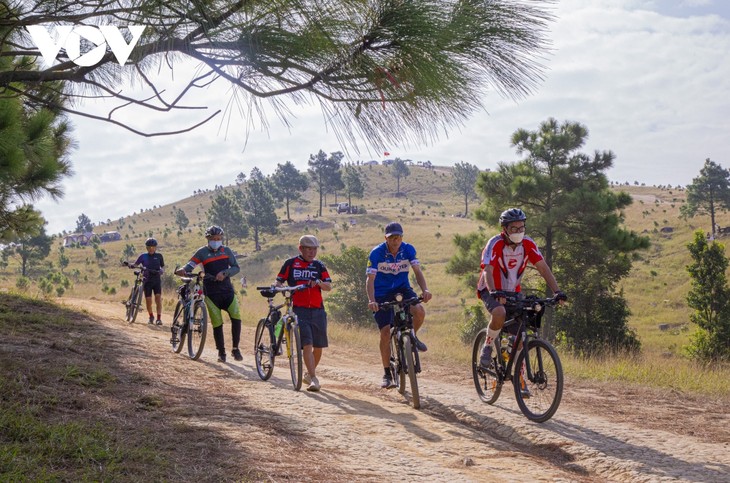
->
[[15, 276, 30, 292], [458, 303, 488, 344], [321, 246, 372, 327]]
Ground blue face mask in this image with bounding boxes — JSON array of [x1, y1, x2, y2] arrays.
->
[[208, 240, 222, 250]]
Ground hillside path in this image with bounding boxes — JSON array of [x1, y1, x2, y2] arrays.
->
[[64, 298, 730, 482]]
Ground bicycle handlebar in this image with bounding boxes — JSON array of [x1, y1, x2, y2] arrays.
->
[[502, 293, 562, 311], [378, 296, 424, 310], [179, 272, 213, 282], [256, 285, 309, 296]]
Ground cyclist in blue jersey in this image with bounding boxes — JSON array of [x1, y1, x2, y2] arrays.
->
[[129, 238, 165, 325], [366, 222, 432, 389], [175, 225, 243, 363]]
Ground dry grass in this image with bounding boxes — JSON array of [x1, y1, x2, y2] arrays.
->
[[2, 168, 729, 396]]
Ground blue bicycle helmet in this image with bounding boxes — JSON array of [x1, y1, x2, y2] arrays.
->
[[145, 237, 158, 247]]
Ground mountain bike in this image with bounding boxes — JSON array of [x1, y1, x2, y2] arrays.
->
[[253, 285, 308, 391], [169, 272, 208, 360], [122, 262, 145, 323], [472, 293, 564, 422], [379, 294, 424, 409]]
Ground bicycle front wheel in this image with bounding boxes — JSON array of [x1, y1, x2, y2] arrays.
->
[[513, 338, 563, 423], [170, 301, 186, 353], [124, 288, 135, 322], [130, 286, 143, 323], [254, 318, 275, 380], [187, 301, 208, 360], [403, 335, 420, 410], [389, 333, 404, 394], [472, 329, 502, 404], [287, 324, 303, 391]]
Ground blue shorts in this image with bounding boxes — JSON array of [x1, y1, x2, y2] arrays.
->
[[293, 307, 328, 348], [373, 288, 419, 330]]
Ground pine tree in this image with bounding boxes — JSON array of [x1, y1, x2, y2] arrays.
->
[[273, 162, 309, 222], [686, 231, 730, 361], [468, 118, 649, 354], [681, 159, 730, 238], [451, 162, 480, 216], [241, 178, 279, 251]]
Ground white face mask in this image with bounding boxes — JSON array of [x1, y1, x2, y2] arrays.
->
[[508, 232, 525, 244], [208, 240, 222, 250]]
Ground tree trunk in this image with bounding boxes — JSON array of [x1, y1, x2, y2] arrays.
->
[[542, 224, 556, 341], [254, 226, 260, 251], [285, 197, 291, 221], [464, 192, 468, 217], [396, 176, 400, 195]]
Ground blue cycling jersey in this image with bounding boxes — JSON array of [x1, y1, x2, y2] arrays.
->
[[366, 241, 420, 298], [134, 253, 164, 280]]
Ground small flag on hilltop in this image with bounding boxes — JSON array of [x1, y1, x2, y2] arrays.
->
[[384, 151, 390, 156]]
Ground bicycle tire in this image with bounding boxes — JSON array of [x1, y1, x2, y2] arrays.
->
[[389, 333, 404, 394], [170, 301, 186, 353], [187, 301, 208, 360], [403, 335, 420, 410], [288, 324, 303, 391], [472, 329, 502, 404], [124, 287, 135, 322], [513, 338, 563, 423], [129, 285, 143, 323], [254, 318, 275, 380]]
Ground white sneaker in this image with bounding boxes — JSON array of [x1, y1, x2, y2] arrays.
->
[[307, 376, 320, 392], [303, 372, 311, 385]]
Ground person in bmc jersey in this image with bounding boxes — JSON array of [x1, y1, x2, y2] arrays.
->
[[275, 235, 332, 392], [366, 222, 432, 389], [129, 237, 165, 325], [477, 209, 566, 370], [175, 225, 243, 363]]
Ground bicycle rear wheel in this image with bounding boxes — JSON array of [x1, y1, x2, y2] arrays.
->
[[513, 338, 563, 423], [187, 301, 208, 360], [170, 301, 186, 353], [254, 318, 275, 380], [472, 329, 502, 404], [129, 285, 143, 323], [287, 324, 303, 391], [403, 335, 420, 410]]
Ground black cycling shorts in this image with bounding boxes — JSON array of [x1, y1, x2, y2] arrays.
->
[[143, 278, 162, 297]]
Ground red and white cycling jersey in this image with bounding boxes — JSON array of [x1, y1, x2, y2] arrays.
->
[[477, 234, 544, 294]]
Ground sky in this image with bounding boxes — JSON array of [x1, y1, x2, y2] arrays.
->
[[34, 0, 730, 234]]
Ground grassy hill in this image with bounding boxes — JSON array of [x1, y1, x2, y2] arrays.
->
[[1, 165, 728, 395]]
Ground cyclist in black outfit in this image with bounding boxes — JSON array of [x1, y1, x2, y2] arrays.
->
[[131, 237, 165, 325]]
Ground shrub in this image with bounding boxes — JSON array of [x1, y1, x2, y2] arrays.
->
[[15, 276, 30, 292], [458, 303, 488, 344]]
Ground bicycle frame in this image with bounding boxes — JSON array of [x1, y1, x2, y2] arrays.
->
[[181, 273, 205, 328], [387, 298, 422, 375], [473, 293, 564, 422], [379, 294, 424, 409], [263, 291, 298, 357], [254, 284, 308, 390]]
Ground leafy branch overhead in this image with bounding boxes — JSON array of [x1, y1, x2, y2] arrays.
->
[[0, 0, 554, 141]]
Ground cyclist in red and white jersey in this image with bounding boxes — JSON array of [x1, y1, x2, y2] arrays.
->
[[476, 208, 566, 367]]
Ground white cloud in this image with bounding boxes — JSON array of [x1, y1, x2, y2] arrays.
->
[[36, 2, 730, 233]]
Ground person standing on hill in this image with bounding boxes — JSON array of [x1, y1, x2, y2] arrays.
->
[[175, 225, 243, 363], [366, 222, 432, 389], [476, 209, 566, 373], [128, 237, 165, 325], [275, 235, 332, 392]]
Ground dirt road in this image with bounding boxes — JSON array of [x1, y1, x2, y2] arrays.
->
[[66, 298, 730, 482]]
